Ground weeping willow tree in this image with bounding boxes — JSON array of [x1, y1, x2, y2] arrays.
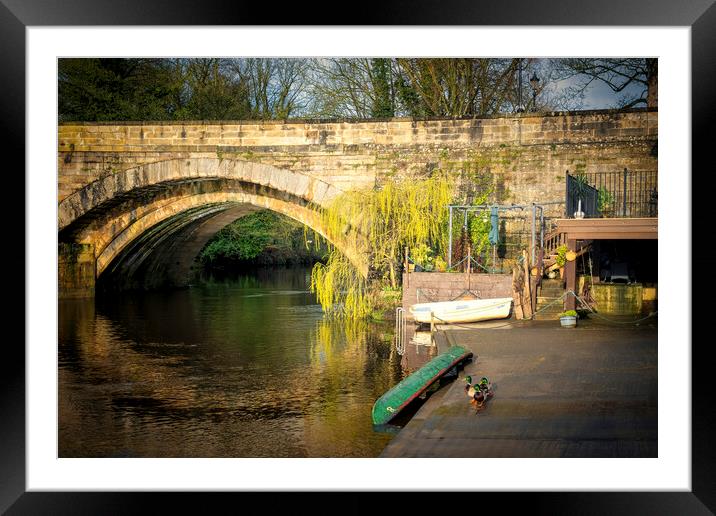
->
[[311, 172, 454, 318]]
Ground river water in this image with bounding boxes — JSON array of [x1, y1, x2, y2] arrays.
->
[[58, 266, 432, 458]]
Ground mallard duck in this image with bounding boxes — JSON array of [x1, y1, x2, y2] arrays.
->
[[473, 377, 493, 408], [464, 376, 477, 398], [478, 376, 492, 394], [473, 388, 486, 405]]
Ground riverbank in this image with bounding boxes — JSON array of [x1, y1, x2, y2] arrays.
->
[[380, 317, 657, 457]]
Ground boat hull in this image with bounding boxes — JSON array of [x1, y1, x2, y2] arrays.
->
[[409, 297, 513, 324], [372, 345, 473, 426]]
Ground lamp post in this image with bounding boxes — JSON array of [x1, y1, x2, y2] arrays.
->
[[517, 59, 524, 113], [529, 72, 540, 111]]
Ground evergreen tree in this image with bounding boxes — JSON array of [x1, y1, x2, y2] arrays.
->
[[370, 58, 394, 118], [58, 58, 181, 121]]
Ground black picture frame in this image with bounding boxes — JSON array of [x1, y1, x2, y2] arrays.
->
[[2, 1, 713, 513]]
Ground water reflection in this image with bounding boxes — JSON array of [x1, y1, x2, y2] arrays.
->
[[399, 328, 439, 377], [59, 267, 407, 457]]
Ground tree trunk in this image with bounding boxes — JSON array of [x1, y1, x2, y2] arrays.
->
[[388, 243, 397, 289]]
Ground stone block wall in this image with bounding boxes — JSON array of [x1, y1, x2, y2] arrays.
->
[[591, 283, 644, 315], [58, 243, 95, 298]]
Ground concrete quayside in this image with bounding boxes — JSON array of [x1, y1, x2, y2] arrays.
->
[[380, 317, 657, 458]]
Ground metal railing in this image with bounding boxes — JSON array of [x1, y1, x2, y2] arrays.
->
[[543, 227, 566, 258], [395, 307, 406, 355], [446, 203, 558, 268], [566, 169, 658, 218]]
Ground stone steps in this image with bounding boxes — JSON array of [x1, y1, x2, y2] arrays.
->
[[533, 302, 564, 320], [537, 296, 566, 305], [534, 278, 565, 320], [539, 288, 565, 296]]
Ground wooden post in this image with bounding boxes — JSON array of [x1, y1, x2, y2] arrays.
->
[[512, 266, 524, 320], [404, 247, 409, 288], [448, 206, 453, 269], [522, 249, 533, 319], [565, 238, 577, 311], [466, 244, 471, 291]]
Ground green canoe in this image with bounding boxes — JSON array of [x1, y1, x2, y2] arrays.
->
[[372, 345, 473, 426]]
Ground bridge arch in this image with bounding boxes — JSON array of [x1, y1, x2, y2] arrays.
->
[[58, 158, 367, 294], [58, 157, 345, 231]]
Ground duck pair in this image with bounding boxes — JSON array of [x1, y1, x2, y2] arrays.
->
[[464, 375, 492, 406]]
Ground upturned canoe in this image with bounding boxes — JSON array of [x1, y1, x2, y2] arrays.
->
[[371, 345, 473, 425]]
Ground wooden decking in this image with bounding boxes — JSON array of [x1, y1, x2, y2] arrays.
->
[[557, 217, 657, 310], [555, 217, 658, 240]]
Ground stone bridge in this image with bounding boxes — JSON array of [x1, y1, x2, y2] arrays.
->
[[57, 109, 657, 297]]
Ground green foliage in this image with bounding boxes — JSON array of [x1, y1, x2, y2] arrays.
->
[[555, 244, 568, 267], [598, 187, 614, 214], [58, 58, 184, 122], [570, 171, 590, 200], [311, 253, 371, 318], [394, 72, 424, 117], [311, 172, 455, 318], [559, 310, 578, 317], [468, 208, 493, 257], [410, 243, 435, 271], [435, 154, 495, 267], [199, 210, 324, 268], [370, 59, 395, 118], [58, 58, 306, 122]]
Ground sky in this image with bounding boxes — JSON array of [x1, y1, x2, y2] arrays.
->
[[532, 58, 649, 110], [580, 79, 646, 109]]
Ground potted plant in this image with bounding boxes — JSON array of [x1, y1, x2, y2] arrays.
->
[[571, 172, 589, 218], [597, 187, 614, 217], [555, 244, 568, 278], [574, 199, 585, 219], [559, 309, 578, 327]]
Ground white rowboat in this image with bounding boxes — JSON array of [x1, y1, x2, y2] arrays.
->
[[409, 297, 513, 324]]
